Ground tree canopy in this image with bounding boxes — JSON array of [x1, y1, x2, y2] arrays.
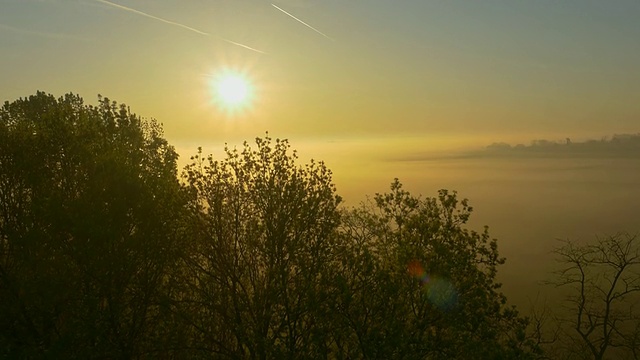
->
[[0, 92, 184, 358], [0, 91, 540, 359]]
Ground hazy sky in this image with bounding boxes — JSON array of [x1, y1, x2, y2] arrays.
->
[[1, 0, 639, 155]]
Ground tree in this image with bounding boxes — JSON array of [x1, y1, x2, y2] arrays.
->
[[547, 233, 640, 359], [0, 91, 540, 358], [326, 179, 539, 359], [178, 140, 538, 358], [0, 92, 184, 358], [179, 135, 342, 358]]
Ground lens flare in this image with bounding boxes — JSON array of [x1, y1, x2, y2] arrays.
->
[[426, 277, 458, 310], [408, 259, 458, 310], [408, 259, 430, 285]]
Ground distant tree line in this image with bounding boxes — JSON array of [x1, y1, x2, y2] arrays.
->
[[0, 92, 638, 359], [484, 134, 640, 158]]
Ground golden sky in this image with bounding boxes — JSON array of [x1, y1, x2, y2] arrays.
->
[[1, 0, 639, 172]]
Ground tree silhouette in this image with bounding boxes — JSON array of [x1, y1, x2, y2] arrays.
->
[[547, 233, 640, 359], [328, 180, 539, 359], [179, 135, 342, 358], [0, 91, 542, 359], [0, 92, 184, 358]]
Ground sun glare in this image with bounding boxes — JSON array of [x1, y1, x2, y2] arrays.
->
[[210, 71, 253, 114]]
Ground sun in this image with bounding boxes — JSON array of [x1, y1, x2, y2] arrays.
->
[[216, 74, 248, 105], [210, 70, 253, 113]]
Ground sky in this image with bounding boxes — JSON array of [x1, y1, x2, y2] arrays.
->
[[2, 0, 639, 148], [2, 0, 640, 308], [1, 0, 639, 189]]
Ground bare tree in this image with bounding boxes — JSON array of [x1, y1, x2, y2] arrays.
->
[[549, 233, 640, 360], [526, 295, 562, 359]]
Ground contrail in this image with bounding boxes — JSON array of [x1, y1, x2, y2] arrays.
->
[[221, 38, 267, 53], [96, 0, 266, 54], [271, 4, 333, 41], [96, 0, 209, 35]]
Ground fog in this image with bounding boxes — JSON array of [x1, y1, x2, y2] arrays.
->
[[330, 148, 640, 311], [177, 135, 640, 311]]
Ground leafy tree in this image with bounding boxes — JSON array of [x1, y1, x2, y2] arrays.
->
[[177, 139, 538, 359], [328, 179, 539, 359], [0, 92, 184, 358], [179, 135, 342, 358], [546, 233, 640, 359], [0, 91, 540, 359]]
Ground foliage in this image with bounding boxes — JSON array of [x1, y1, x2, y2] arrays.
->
[[177, 143, 538, 359], [178, 136, 342, 358], [0, 92, 184, 358], [0, 91, 539, 359], [328, 180, 539, 359]]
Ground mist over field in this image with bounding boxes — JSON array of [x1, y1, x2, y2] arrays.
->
[[178, 133, 640, 311], [182, 134, 640, 310], [319, 136, 640, 309]]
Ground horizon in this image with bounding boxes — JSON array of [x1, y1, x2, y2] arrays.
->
[[2, 0, 639, 153]]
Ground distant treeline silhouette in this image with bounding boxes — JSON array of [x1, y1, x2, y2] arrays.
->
[[484, 134, 640, 158], [389, 134, 640, 162]]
